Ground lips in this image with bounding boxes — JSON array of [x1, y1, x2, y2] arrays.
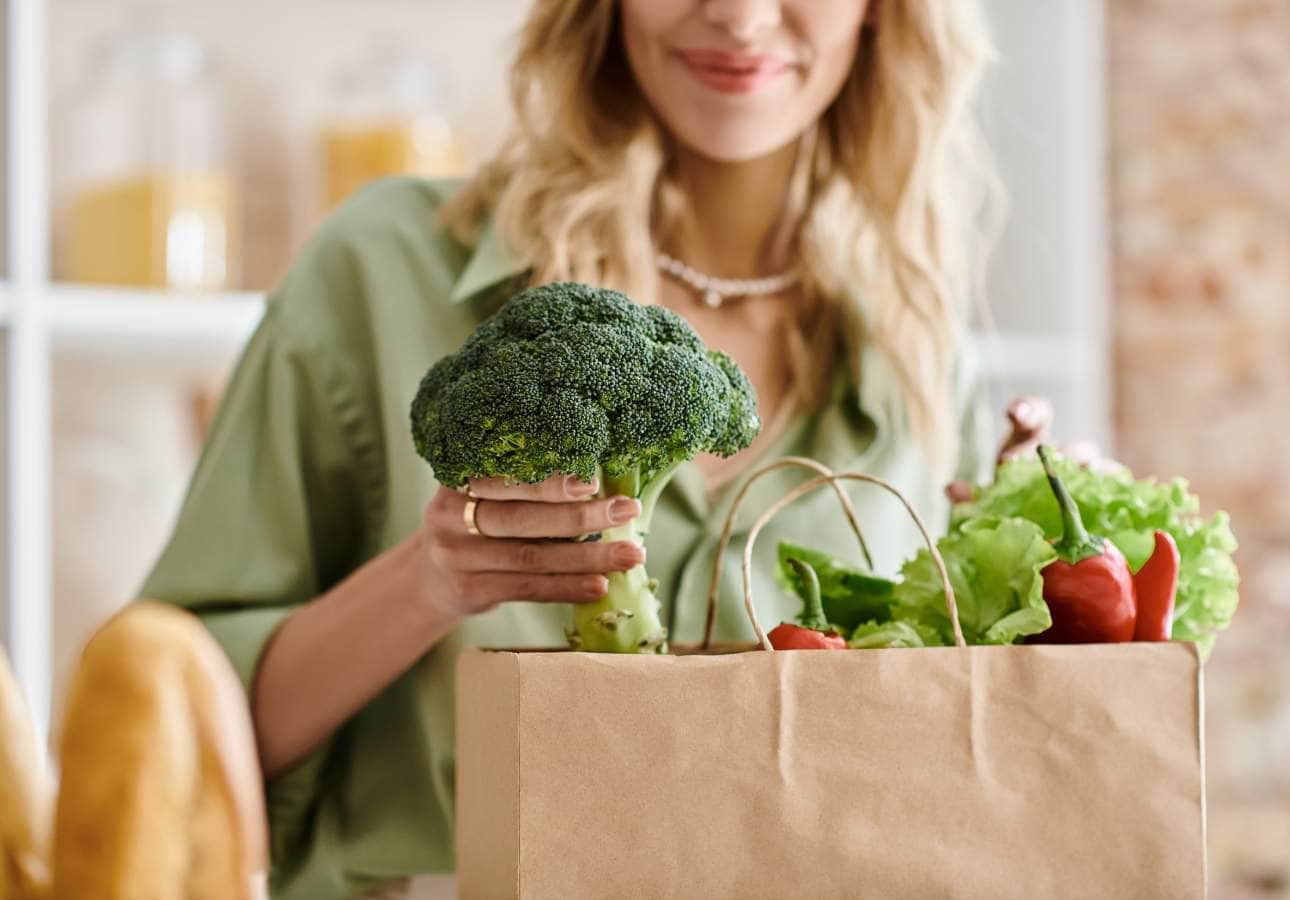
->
[[676, 48, 790, 95]]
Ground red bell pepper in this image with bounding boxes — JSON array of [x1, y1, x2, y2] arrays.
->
[[1133, 530, 1180, 641], [768, 558, 847, 650], [1032, 446, 1137, 643]]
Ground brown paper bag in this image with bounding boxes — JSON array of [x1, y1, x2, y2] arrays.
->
[[456, 464, 1206, 899]]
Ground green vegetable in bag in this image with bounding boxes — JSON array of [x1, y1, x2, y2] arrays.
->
[[952, 456, 1239, 657], [774, 541, 895, 633], [888, 516, 1056, 646]]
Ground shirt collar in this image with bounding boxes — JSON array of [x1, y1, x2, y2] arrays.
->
[[448, 219, 528, 304]]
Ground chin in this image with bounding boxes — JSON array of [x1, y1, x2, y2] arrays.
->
[[673, 122, 803, 163]]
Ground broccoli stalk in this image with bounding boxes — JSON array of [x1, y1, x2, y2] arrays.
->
[[569, 464, 678, 652], [410, 282, 760, 653]]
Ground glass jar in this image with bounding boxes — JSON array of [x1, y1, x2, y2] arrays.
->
[[60, 29, 238, 290], [318, 41, 471, 212]]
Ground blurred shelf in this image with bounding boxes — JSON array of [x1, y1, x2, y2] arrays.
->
[[47, 284, 265, 373], [41, 286, 1084, 383]]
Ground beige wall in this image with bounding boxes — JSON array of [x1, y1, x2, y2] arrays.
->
[[1109, 0, 1290, 893]]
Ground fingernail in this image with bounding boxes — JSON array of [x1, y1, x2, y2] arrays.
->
[[608, 498, 641, 524], [616, 545, 646, 569], [565, 474, 598, 497]]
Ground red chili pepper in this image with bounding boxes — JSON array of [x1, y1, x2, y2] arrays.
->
[[768, 558, 848, 650], [1133, 530, 1179, 641], [1031, 446, 1137, 643]]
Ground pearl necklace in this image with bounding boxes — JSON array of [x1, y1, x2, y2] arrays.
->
[[656, 252, 801, 309]]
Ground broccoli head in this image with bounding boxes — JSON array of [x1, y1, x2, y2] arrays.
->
[[410, 281, 761, 652]]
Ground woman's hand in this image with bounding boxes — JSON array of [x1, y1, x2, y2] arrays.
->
[[419, 474, 645, 617], [995, 395, 1053, 464], [946, 396, 1116, 503], [251, 473, 644, 777], [995, 395, 1114, 470]]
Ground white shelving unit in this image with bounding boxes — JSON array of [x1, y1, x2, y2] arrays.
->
[[3, 0, 1111, 737], [48, 286, 263, 371], [6, 0, 54, 738]]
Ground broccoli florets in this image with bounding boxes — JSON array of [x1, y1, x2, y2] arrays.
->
[[410, 282, 761, 652]]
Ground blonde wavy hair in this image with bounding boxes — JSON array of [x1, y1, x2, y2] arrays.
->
[[442, 0, 998, 476]]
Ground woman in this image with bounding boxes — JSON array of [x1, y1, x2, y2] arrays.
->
[[143, 1, 1006, 897]]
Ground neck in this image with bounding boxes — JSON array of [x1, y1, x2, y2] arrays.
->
[[668, 139, 804, 278]]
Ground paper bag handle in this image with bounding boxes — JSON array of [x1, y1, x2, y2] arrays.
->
[[702, 456, 875, 649], [740, 471, 966, 650]]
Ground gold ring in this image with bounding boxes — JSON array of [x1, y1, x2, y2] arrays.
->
[[463, 498, 483, 537]]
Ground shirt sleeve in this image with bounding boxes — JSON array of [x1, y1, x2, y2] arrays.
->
[[138, 295, 378, 872]]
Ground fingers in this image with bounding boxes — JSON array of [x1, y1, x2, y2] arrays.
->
[[466, 473, 599, 503], [1061, 439, 1102, 467], [471, 572, 610, 605], [1060, 440, 1125, 474], [945, 480, 974, 504], [997, 395, 1054, 466], [457, 538, 645, 574], [999, 436, 1042, 465], [421, 486, 641, 615], [1005, 396, 1053, 436], [984, 396, 1121, 479], [471, 495, 641, 539]]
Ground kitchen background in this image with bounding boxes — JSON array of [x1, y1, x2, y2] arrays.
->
[[1, 0, 1286, 896]]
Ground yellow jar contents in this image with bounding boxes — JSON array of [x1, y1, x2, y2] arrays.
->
[[65, 169, 236, 290], [320, 118, 469, 210]]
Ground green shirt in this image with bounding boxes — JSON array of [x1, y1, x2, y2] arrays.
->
[[141, 177, 992, 899]]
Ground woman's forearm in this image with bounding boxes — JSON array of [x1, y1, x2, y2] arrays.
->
[[251, 480, 640, 780], [251, 530, 460, 780]]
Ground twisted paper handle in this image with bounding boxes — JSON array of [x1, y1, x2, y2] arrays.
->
[[702, 456, 874, 649], [736, 469, 966, 651]]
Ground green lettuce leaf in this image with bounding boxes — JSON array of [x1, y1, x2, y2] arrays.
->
[[775, 541, 896, 632], [848, 620, 944, 649], [892, 516, 1056, 646], [1165, 511, 1239, 656], [953, 456, 1240, 656]]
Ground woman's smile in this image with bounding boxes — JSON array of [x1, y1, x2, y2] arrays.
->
[[674, 47, 794, 95], [622, 0, 865, 161]]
